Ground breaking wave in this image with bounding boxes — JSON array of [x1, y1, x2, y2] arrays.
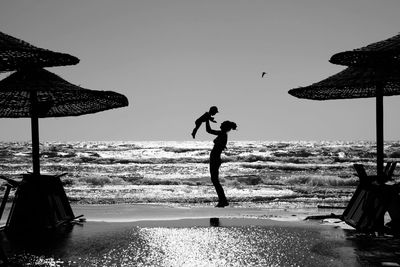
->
[[0, 140, 399, 205]]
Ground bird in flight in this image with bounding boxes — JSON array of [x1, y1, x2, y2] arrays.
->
[[261, 72, 267, 78]]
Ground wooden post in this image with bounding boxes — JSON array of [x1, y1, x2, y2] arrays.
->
[[30, 91, 40, 175], [376, 83, 384, 178]]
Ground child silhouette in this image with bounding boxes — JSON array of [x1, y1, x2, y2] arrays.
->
[[191, 106, 218, 138]]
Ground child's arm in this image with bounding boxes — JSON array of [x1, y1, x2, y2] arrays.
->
[[205, 120, 220, 135]]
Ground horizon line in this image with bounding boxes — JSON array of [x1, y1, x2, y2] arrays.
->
[[0, 139, 394, 143]]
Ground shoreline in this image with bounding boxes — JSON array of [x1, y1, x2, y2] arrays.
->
[[0, 202, 348, 225], [70, 203, 349, 224]]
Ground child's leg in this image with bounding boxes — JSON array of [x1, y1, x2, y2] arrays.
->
[[191, 121, 202, 138]]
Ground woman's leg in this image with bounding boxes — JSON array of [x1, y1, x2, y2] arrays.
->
[[210, 161, 228, 205]]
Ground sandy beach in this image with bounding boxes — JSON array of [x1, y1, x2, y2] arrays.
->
[[0, 204, 398, 266], [1, 142, 399, 266]]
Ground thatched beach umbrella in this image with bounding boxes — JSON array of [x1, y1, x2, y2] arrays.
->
[[328, 33, 400, 177], [0, 31, 79, 72], [0, 68, 129, 175], [330, 33, 400, 67], [288, 66, 400, 178]]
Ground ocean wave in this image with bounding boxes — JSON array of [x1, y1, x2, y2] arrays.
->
[[240, 162, 351, 171], [163, 147, 204, 153], [1, 141, 399, 195]]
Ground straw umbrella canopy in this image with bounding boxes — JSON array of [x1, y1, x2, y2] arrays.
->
[[330, 33, 400, 67], [288, 66, 400, 178], [0, 31, 79, 72], [0, 68, 129, 174]]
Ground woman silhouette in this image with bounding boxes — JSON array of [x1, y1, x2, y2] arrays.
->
[[205, 119, 237, 207]]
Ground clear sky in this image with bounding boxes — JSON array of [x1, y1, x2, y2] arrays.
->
[[0, 0, 400, 141]]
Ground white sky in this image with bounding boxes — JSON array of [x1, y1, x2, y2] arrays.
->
[[1, 0, 400, 141]]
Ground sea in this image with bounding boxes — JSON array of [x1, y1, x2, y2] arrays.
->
[[1, 140, 399, 208]]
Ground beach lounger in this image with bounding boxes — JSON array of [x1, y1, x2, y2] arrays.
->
[[342, 184, 386, 231], [383, 162, 397, 183], [353, 162, 397, 184], [0, 176, 18, 264], [342, 163, 398, 232], [0, 176, 19, 222], [5, 173, 77, 233], [353, 163, 368, 178], [353, 164, 374, 185]]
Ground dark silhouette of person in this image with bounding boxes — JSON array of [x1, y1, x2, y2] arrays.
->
[[205, 119, 237, 207], [210, 217, 220, 227], [191, 106, 219, 138]]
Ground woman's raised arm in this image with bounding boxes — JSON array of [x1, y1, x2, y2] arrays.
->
[[206, 120, 220, 135]]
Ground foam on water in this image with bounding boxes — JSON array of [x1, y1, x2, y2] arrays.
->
[[1, 140, 399, 205]]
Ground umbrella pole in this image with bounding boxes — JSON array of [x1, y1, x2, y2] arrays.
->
[[30, 91, 40, 175], [376, 83, 384, 178]]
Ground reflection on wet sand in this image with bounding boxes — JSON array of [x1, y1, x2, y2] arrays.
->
[[2, 218, 358, 266], [210, 217, 220, 227]]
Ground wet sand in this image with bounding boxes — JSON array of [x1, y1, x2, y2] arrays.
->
[[0, 204, 399, 266], [69, 203, 349, 223]]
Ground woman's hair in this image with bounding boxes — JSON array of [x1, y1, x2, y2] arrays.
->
[[220, 121, 237, 132]]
